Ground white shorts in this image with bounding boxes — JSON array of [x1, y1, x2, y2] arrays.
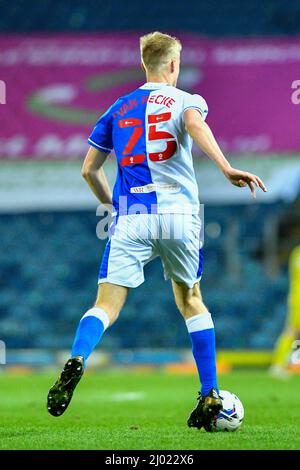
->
[[98, 213, 203, 289]]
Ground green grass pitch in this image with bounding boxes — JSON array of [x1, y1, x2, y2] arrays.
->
[[0, 369, 299, 450]]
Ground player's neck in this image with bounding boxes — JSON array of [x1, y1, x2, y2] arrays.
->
[[146, 74, 175, 86]]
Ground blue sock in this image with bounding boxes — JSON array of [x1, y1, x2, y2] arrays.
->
[[71, 308, 109, 365], [186, 312, 219, 396]]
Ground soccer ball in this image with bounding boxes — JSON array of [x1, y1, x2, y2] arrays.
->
[[211, 390, 244, 432]]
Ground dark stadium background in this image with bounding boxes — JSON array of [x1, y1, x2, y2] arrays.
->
[[0, 0, 300, 370]]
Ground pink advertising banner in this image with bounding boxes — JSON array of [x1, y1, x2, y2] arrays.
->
[[0, 33, 300, 159]]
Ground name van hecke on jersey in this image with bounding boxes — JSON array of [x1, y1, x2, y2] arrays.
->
[[112, 95, 176, 118]]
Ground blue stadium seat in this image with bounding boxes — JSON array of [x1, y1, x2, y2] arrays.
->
[[2, 1, 300, 36], [0, 207, 289, 350]]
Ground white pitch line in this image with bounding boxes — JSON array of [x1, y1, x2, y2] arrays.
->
[[111, 392, 145, 402]]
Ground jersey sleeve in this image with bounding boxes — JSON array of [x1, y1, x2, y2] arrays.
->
[[182, 93, 208, 121], [88, 107, 113, 153]]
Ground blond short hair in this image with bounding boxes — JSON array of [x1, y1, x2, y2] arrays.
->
[[140, 31, 182, 72]]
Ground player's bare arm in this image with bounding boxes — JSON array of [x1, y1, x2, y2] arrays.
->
[[184, 108, 267, 199], [81, 146, 113, 210]]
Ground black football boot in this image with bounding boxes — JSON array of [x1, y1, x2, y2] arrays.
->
[[47, 356, 84, 417], [188, 388, 223, 431]]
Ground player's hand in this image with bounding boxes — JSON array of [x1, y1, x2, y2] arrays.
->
[[223, 167, 267, 199]]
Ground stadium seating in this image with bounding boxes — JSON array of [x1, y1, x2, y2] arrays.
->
[[2, 0, 300, 36], [0, 206, 288, 350], [1, 0, 296, 352]]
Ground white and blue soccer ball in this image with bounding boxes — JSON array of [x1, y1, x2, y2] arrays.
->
[[211, 390, 244, 432]]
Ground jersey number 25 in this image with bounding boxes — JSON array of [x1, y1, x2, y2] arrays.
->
[[118, 112, 177, 167]]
